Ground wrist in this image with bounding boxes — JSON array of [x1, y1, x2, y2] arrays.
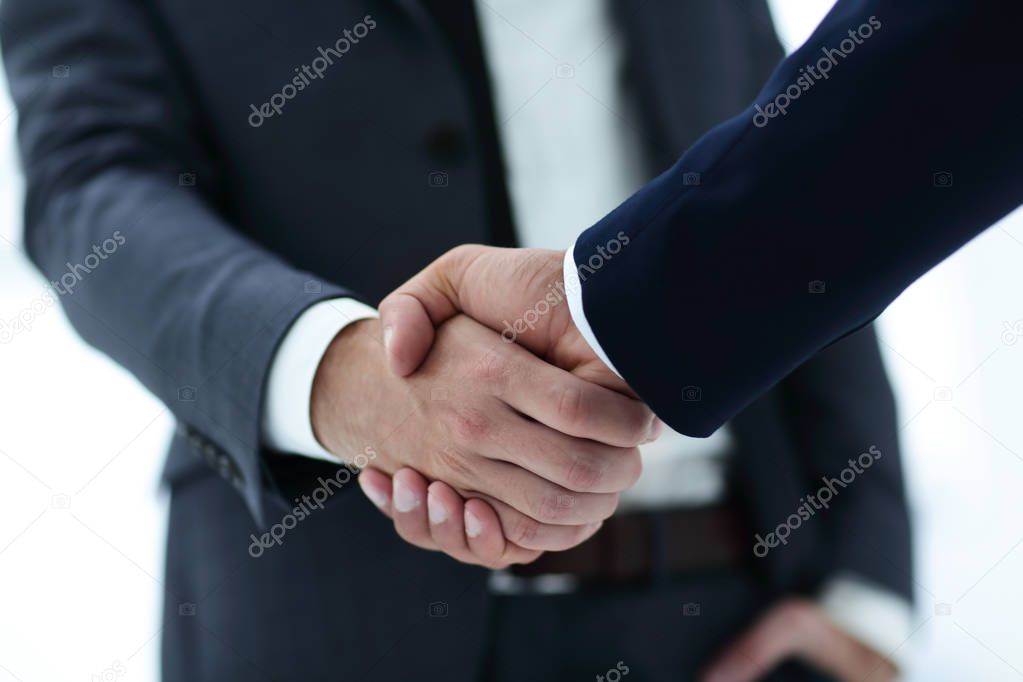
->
[[311, 317, 386, 458], [562, 246, 621, 379]]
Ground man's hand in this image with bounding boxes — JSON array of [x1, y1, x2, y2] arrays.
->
[[312, 315, 656, 568], [379, 245, 627, 394], [701, 599, 898, 682], [358, 466, 533, 569]]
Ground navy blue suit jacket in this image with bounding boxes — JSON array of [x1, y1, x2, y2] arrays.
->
[[574, 0, 1023, 436]]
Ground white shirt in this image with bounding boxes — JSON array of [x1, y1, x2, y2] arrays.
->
[[260, 0, 912, 665]]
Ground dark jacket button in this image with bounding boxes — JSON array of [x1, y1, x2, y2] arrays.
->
[[424, 124, 467, 163]]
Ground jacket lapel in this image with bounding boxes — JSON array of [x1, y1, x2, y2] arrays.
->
[[612, 0, 784, 172], [611, 0, 710, 169]]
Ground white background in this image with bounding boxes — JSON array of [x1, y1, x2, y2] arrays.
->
[[1, 1, 1022, 679]]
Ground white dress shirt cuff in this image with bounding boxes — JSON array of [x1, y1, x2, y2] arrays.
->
[[563, 246, 622, 378], [262, 297, 379, 461], [819, 574, 915, 672]]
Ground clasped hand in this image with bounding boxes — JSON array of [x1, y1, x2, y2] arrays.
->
[[313, 246, 898, 682], [310, 246, 658, 568]]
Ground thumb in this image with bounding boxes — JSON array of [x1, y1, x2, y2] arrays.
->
[[379, 292, 441, 377], [378, 245, 482, 376]]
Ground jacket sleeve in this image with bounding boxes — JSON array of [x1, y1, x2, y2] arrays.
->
[[1, 0, 351, 525], [572, 0, 1023, 436]]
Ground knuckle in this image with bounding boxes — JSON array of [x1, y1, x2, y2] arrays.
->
[[445, 407, 492, 447], [509, 515, 541, 547], [534, 491, 578, 524], [433, 444, 477, 484], [556, 384, 588, 429], [444, 243, 478, 265], [565, 452, 604, 492], [470, 350, 512, 392]]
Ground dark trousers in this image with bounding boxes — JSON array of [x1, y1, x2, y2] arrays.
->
[[484, 574, 831, 682], [162, 473, 831, 682]]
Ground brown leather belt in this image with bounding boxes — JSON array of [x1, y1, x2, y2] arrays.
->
[[509, 502, 749, 582]]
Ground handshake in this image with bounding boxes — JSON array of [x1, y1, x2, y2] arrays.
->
[[312, 245, 661, 568]]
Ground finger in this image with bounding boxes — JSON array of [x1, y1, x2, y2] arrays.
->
[[483, 409, 643, 494], [391, 469, 437, 551], [468, 489, 607, 552], [379, 245, 484, 376], [463, 496, 507, 563], [494, 342, 657, 448], [447, 448, 620, 528], [700, 604, 804, 682], [427, 481, 541, 568], [358, 468, 394, 518], [424, 480, 473, 561], [464, 498, 544, 566], [438, 401, 624, 521], [380, 293, 439, 377]]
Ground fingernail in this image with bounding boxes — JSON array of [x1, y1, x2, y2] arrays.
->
[[427, 492, 449, 524], [465, 508, 483, 538], [383, 325, 394, 351], [362, 483, 389, 510], [393, 479, 420, 513]]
